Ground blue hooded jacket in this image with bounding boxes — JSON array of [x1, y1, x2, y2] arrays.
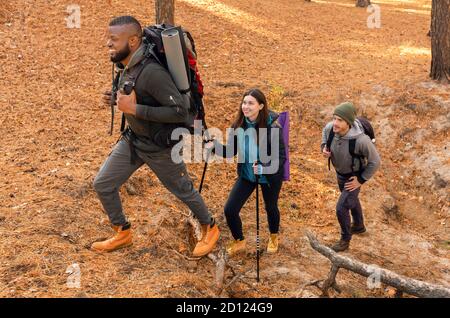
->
[[213, 111, 286, 185]]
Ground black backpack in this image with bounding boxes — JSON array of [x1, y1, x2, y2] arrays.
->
[[326, 117, 375, 173], [110, 24, 206, 144]]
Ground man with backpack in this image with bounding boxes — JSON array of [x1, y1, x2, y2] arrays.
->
[[321, 102, 381, 252], [92, 16, 219, 256]]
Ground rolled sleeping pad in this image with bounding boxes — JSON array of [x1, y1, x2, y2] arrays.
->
[[161, 27, 194, 127]]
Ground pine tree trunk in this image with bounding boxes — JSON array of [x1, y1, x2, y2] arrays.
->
[[430, 0, 450, 83], [155, 0, 175, 25], [356, 0, 371, 7]]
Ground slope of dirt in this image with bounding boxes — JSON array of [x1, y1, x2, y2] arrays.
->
[[0, 0, 448, 298]]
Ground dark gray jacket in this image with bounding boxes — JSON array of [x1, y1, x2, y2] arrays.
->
[[117, 44, 188, 152], [321, 119, 381, 183]]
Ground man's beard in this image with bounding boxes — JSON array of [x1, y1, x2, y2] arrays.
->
[[110, 44, 131, 63]]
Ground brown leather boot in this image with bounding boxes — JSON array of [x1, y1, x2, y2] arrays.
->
[[330, 239, 350, 252], [351, 224, 367, 235], [91, 223, 133, 253], [192, 222, 220, 257]]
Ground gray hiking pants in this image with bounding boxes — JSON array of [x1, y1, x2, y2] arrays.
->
[[93, 138, 211, 226]]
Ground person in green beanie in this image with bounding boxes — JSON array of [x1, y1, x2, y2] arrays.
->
[[333, 102, 357, 126], [320, 102, 381, 252]]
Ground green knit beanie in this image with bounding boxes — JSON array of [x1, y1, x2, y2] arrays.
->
[[333, 102, 357, 126]]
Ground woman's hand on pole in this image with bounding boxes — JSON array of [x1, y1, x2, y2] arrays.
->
[[253, 162, 263, 175]]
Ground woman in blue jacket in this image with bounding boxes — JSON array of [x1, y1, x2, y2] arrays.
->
[[206, 88, 286, 256]]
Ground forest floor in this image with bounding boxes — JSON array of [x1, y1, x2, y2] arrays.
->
[[0, 0, 448, 297]]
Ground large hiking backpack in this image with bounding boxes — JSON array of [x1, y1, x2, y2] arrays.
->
[[110, 24, 206, 140], [326, 117, 375, 173], [142, 24, 205, 123]]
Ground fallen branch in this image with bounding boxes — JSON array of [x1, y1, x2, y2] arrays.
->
[[320, 265, 342, 297], [163, 247, 200, 262], [224, 268, 258, 291], [299, 277, 341, 297], [306, 230, 450, 298], [209, 248, 228, 291], [186, 212, 202, 241]]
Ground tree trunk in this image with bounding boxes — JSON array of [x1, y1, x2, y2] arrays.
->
[[356, 0, 371, 7], [155, 0, 175, 25], [430, 0, 450, 83]]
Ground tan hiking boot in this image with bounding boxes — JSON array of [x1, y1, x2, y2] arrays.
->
[[192, 223, 220, 257], [226, 239, 246, 256], [91, 223, 133, 252], [267, 234, 279, 254]]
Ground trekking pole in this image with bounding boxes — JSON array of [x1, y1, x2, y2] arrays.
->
[[198, 121, 212, 194], [199, 159, 208, 194], [255, 173, 260, 283], [110, 63, 115, 136]]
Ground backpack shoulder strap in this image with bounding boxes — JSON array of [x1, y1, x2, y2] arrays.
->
[[326, 129, 335, 171], [272, 120, 282, 129], [120, 113, 126, 133], [349, 138, 356, 174], [131, 57, 154, 85], [348, 138, 364, 174], [326, 129, 334, 149], [119, 58, 154, 133], [144, 43, 163, 66], [110, 64, 123, 135], [349, 138, 356, 158]]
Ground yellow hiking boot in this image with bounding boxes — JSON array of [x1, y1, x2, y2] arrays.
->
[[192, 223, 220, 257], [226, 239, 246, 256], [91, 223, 133, 252], [267, 234, 279, 254]]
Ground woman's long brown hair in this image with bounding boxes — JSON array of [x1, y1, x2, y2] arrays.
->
[[231, 88, 269, 130]]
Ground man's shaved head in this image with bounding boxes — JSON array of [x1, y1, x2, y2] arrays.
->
[[109, 15, 142, 38], [107, 16, 143, 64]]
